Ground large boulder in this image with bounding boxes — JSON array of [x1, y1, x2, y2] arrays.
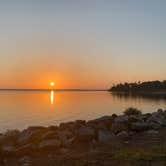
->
[[116, 131, 129, 140], [128, 115, 143, 123], [56, 130, 74, 147], [145, 130, 159, 135], [16, 143, 37, 154], [98, 130, 116, 144], [1, 145, 16, 155], [76, 127, 95, 142], [41, 130, 57, 140], [17, 126, 46, 145], [111, 122, 128, 134], [59, 122, 75, 131], [114, 115, 129, 123], [0, 130, 20, 146], [148, 122, 161, 130], [38, 139, 61, 149], [130, 122, 151, 131], [87, 116, 113, 130], [147, 112, 166, 126]]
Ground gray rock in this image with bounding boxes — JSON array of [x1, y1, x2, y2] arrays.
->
[[0, 130, 20, 145], [18, 126, 46, 145], [111, 115, 130, 134], [114, 115, 129, 123], [56, 130, 73, 147], [16, 143, 36, 154], [61, 137, 75, 147], [87, 120, 107, 130], [4, 130, 20, 138], [41, 130, 57, 140], [116, 131, 129, 140], [128, 115, 143, 123], [1, 145, 16, 154], [147, 112, 166, 126], [59, 122, 75, 130], [148, 122, 161, 130], [39, 139, 61, 149], [56, 130, 73, 139], [111, 121, 128, 134], [76, 127, 95, 141], [145, 130, 159, 135], [19, 156, 31, 164], [98, 130, 116, 144], [130, 122, 151, 131]]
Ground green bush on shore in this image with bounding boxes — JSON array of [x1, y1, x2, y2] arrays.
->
[[123, 107, 142, 116]]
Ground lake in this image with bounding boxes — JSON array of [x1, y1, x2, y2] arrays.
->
[[0, 90, 166, 132]]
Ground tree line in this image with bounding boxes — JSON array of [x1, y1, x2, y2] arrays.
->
[[109, 80, 166, 92]]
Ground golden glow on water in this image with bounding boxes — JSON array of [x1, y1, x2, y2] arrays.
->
[[0, 91, 166, 132], [50, 90, 54, 104]]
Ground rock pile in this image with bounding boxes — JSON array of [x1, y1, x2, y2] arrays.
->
[[0, 109, 166, 156]]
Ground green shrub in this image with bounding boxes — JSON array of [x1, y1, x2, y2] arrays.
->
[[123, 107, 142, 116]]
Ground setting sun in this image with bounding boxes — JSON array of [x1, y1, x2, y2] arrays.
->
[[50, 82, 55, 87]]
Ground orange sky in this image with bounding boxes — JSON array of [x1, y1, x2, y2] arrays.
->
[[0, 1, 166, 89]]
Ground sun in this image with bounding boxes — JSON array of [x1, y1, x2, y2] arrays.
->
[[50, 82, 55, 87]]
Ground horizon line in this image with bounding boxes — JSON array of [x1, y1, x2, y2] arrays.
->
[[0, 88, 107, 91]]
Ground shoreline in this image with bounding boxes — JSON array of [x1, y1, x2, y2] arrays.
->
[[1, 108, 166, 165]]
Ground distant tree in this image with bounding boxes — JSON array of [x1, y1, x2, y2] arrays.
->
[[109, 80, 166, 92]]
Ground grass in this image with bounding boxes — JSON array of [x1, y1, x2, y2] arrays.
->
[[113, 149, 166, 161]]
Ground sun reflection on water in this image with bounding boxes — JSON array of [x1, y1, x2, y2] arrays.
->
[[50, 90, 54, 104]]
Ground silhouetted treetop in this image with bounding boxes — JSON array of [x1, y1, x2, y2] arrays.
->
[[109, 80, 166, 92]]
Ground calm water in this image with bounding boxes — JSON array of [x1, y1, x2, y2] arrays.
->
[[0, 90, 166, 132]]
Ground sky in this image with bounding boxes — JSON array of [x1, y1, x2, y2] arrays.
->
[[0, 0, 166, 89]]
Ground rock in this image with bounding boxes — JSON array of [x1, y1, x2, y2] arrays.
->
[[111, 121, 128, 134], [145, 130, 159, 135], [16, 143, 36, 154], [94, 116, 113, 122], [76, 127, 95, 141], [59, 148, 69, 154], [87, 121, 107, 130], [98, 130, 116, 144], [111, 115, 129, 134], [128, 115, 143, 123], [116, 131, 129, 140], [47, 125, 58, 131], [1, 145, 16, 154], [62, 137, 75, 147], [141, 113, 152, 121], [60, 120, 86, 132], [56, 130, 73, 146], [19, 156, 31, 164], [114, 115, 129, 123], [18, 126, 46, 145], [4, 130, 20, 139], [130, 122, 151, 131], [59, 122, 75, 130], [148, 122, 161, 130], [38, 139, 61, 149], [41, 130, 57, 140], [87, 116, 113, 130], [56, 130, 73, 139], [0, 130, 20, 145], [147, 112, 166, 126]]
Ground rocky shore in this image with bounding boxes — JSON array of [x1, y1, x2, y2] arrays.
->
[[1, 108, 166, 166]]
